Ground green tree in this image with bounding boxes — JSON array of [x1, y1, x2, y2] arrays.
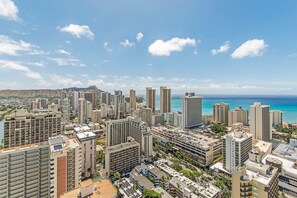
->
[[143, 189, 161, 198], [210, 123, 227, 134], [114, 172, 121, 180]]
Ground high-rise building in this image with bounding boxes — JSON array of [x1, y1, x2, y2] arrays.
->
[[92, 109, 102, 123], [213, 102, 230, 124], [129, 89, 137, 111], [3, 109, 61, 148], [76, 132, 96, 179], [0, 142, 51, 198], [160, 86, 171, 113], [228, 106, 249, 126], [250, 102, 271, 141], [101, 92, 111, 105], [86, 101, 93, 121], [106, 117, 152, 160], [182, 92, 202, 128], [114, 90, 125, 119], [84, 91, 97, 109], [61, 98, 70, 128], [232, 161, 279, 198], [32, 100, 40, 110], [72, 91, 79, 112], [133, 107, 153, 126], [78, 98, 87, 124], [105, 137, 140, 177], [146, 87, 156, 113], [222, 131, 253, 172], [48, 136, 82, 198], [270, 110, 283, 128]]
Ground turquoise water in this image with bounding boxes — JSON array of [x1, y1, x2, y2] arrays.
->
[[155, 95, 297, 123]]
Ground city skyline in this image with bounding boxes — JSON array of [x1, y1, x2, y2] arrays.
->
[[1, 1, 297, 94]]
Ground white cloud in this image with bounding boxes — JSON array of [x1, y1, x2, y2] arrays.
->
[[136, 32, 143, 41], [0, 0, 19, 21], [48, 57, 84, 67], [211, 41, 230, 55], [49, 74, 83, 87], [0, 35, 36, 56], [231, 39, 267, 59], [58, 24, 94, 39], [121, 39, 135, 47], [148, 37, 196, 56], [0, 60, 42, 79], [103, 42, 112, 52], [30, 61, 45, 67], [55, 49, 71, 55]]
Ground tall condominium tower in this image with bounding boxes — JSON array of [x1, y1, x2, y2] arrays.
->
[[129, 89, 137, 111], [222, 131, 253, 172], [106, 117, 153, 160], [101, 92, 111, 105], [250, 102, 271, 141], [114, 90, 125, 119], [72, 91, 79, 112], [160, 86, 171, 113], [84, 91, 97, 109], [228, 106, 249, 126], [182, 92, 202, 128], [213, 102, 230, 124], [78, 98, 87, 124], [270, 110, 283, 128], [3, 109, 61, 148], [49, 136, 82, 198], [0, 142, 51, 197], [146, 87, 156, 113]]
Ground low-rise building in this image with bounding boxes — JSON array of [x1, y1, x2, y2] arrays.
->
[[152, 126, 222, 167], [262, 154, 297, 197], [116, 178, 142, 198]]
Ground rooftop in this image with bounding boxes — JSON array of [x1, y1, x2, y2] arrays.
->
[[0, 142, 48, 154], [262, 154, 297, 177], [222, 131, 253, 142], [61, 179, 116, 198], [131, 171, 154, 190], [151, 126, 221, 149], [273, 143, 297, 161], [152, 187, 173, 198], [117, 178, 142, 198], [76, 131, 96, 141]]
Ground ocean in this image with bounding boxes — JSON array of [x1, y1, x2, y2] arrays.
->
[[154, 95, 297, 123]]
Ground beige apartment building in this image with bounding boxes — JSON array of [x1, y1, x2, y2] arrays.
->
[[3, 109, 61, 148], [232, 160, 279, 198], [151, 126, 222, 167], [146, 87, 156, 113], [182, 92, 202, 128], [250, 102, 271, 141], [228, 106, 249, 126], [160, 86, 171, 113], [213, 102, 230, 124], [129, 89, 137, 111], [76, 131, 96, 179], [0, 142, 51, 198], [49, 135, 82, 198], [105, 137, 140, 176]]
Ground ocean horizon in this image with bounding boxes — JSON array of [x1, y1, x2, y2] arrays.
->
[[146, 95, 297, 123]]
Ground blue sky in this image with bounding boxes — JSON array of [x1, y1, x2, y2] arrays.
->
[[0, 0, 297, 95]]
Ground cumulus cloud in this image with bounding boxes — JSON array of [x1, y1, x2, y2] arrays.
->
[[58, 24, 94, 39], [49, 74, 83, 87], [211, 41, 230, 55], [0, 35, 36, 56], [148, 37, 196, 56], [136, 32, 143, 41], [0, 60, 42, 79], [121, 39, 135, 47], [231, 39, 267, 59], [103, 42, 112, 52], [0, 0, 19, 21]]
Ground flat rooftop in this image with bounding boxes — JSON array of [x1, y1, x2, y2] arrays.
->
[[262, 154, 297, 177], [151, 126, 221, 149], [273, 143, 297, 161], [0, 142, 48, 154], [61, 179, 116, 198], [76, 131, 96, 140], [252, 139, 272, 154], [118, 178, 142, 198], [222, 131, 252, 142]]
